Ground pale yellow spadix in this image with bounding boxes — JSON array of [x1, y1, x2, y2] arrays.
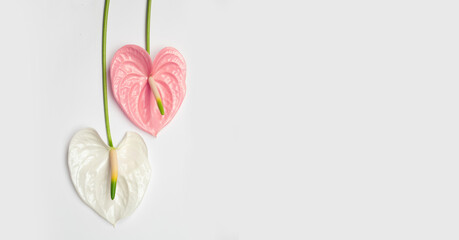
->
[[148, 76, 165, 115], [109, 148, 118, 200]]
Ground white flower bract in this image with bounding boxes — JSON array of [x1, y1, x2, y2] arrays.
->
[[68, 128, 151, 225]]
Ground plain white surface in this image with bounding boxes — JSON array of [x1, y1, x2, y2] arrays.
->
[[0, 0, 458, 239]]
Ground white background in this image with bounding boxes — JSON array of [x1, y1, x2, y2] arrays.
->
[[0, 0, 458, 239]]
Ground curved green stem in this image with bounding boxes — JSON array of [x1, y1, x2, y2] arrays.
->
[[145, 0, 163, 115], [146, 0, 152, 54], [102, 0, 113, 147]]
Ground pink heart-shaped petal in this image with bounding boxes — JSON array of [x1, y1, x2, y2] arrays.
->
[[110, 45, 186, 136]]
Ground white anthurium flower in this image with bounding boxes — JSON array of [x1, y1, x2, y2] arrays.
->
[[68, 128, 151, 225]]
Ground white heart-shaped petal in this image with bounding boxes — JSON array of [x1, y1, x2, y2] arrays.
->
[[68, 128, 151, 225]]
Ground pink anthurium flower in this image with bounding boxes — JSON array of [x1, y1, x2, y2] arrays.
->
[[110, 45, 187, 136]]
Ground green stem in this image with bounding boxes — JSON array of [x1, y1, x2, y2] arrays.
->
[[146, 0, 152, 54], [102, 0, 113, 147]]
